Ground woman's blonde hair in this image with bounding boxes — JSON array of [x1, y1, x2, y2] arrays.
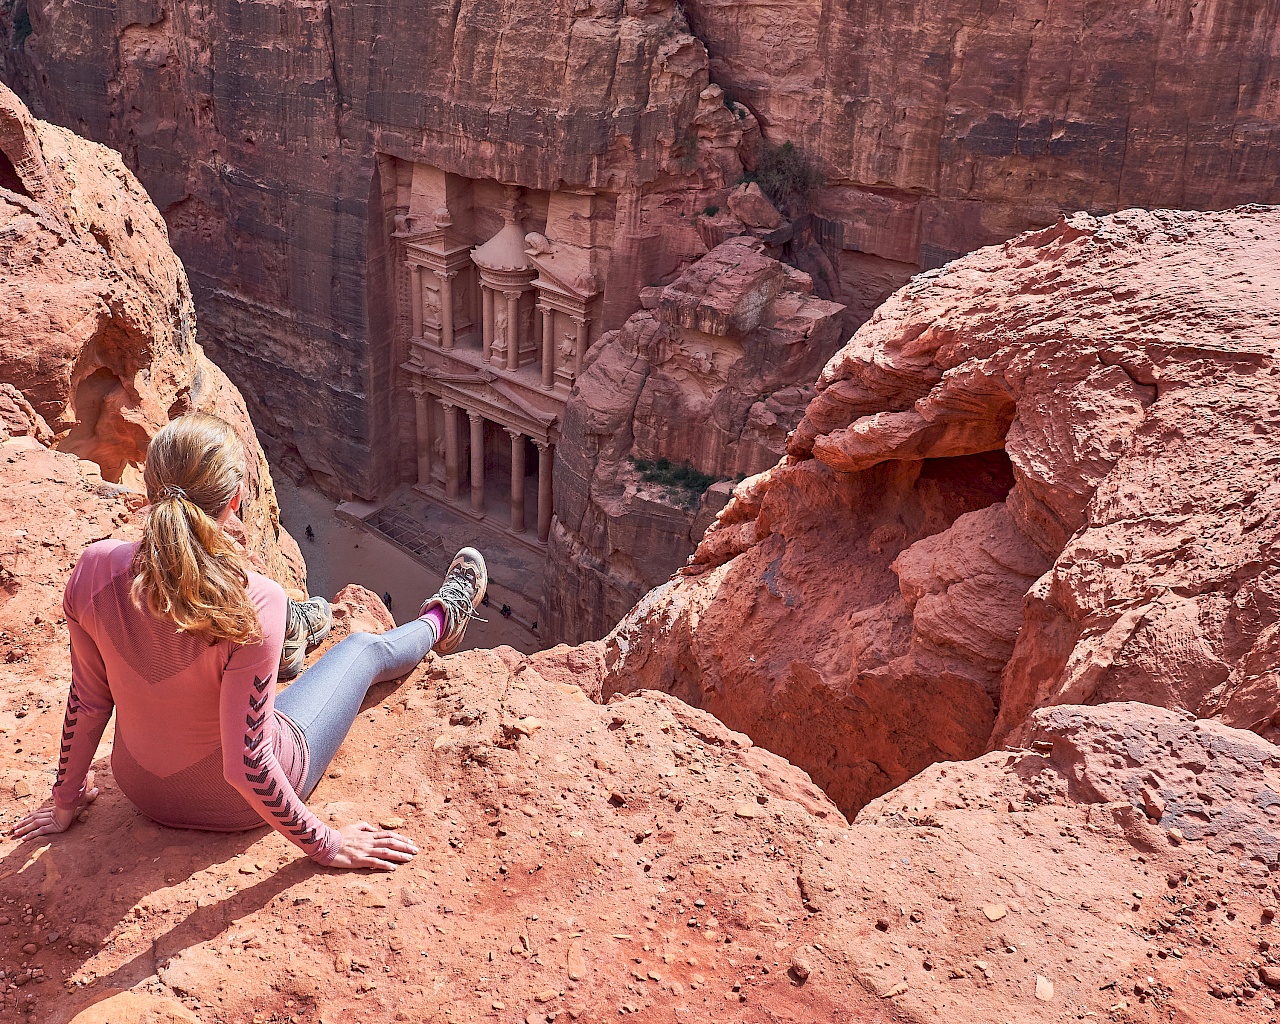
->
[[131, 413, 262, 643]]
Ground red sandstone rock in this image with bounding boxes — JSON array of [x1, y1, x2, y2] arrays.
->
[[605, 206, 1280, 817], [683, 0, 1280, 318], [0, 82, 302, 589], [0, 307, 1273, 1024], [12, 0, 1275, 502], [727, 182, 781, 230], [67, 989, 199, 1024], [547, 238, 844, 643]]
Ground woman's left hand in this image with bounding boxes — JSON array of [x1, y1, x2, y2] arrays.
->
[[8, 771, 99, 841]]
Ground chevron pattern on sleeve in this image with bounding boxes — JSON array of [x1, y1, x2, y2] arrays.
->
[[240, 674, 320, 850]]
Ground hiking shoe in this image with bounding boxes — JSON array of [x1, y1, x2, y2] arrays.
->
[[420, 547, 487, 655], [279, 595, 333, 681]]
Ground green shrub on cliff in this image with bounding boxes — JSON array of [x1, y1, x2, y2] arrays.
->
[[631, 457, 719, 508], [745, 140, 822, 214]]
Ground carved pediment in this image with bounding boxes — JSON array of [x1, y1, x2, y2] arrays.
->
[[418, 367, 558, 430]]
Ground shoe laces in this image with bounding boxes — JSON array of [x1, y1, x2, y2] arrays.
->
[[292, 600, 328, 644], [436, 565, 487, 629]]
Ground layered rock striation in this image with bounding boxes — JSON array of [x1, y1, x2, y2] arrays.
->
[[604, 205, 1280, 816], [547, 237, 843, 642], [7, 0, 1278, 501], [683, 0, 1280, 316]]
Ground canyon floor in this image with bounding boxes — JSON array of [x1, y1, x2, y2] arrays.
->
[[273, 477, 541, 655]]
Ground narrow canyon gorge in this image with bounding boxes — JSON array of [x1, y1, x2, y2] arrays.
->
[[1, 2, 1279, 1023]]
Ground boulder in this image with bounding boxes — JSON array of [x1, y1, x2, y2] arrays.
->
[[0, 82, 303, 590], [728, 181, 783, 230]]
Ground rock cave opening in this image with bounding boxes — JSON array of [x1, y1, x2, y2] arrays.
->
[[59, 364, 147, 484], [0, 148, 29, 199]]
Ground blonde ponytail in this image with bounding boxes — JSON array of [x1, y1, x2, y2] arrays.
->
[[131, 414, 263, 644]]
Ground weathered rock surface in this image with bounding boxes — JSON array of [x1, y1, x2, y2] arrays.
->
[[683, 0, 1280, 319], [1027, 703, 1280, 870], [547, 237, 843, 644], [604, 206, 1280, 816], [10, 0, 1278, 501], [0, 82, 303, 588], [3, 523, 1275, 1023]]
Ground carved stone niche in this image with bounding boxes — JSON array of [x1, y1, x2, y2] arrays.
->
[[404, 205, 479, 353], [527, 234, 600, 388], [472, 190, 538, 372]]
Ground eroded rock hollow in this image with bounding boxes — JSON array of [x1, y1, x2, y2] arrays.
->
[[605, 206, 1280, 816]]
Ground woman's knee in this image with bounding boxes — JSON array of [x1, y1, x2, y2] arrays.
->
[[334, 629, 398, 670]]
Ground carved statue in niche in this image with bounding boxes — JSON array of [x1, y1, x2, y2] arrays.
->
[[559, 330, 576, 363], [492, 303, 509, 362], [689, 348, 714, 376]]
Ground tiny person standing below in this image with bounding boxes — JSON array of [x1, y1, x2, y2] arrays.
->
[[10, 413, 487, 869]]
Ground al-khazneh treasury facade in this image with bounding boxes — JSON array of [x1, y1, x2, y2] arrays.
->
[[388, 161, 637, 548]]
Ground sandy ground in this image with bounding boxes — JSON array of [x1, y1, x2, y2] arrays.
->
[[274, 477, 541, 655]]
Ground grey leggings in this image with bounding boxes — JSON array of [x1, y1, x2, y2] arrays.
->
[[274, 618, 438, 798]]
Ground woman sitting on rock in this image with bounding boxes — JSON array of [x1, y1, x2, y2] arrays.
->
[[9, 413, 487, 870]]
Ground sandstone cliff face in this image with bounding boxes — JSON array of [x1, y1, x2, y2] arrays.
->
[[604, 206, 1280, 816], [0, 82, 302, 587], [546, 237, 844, 643], [5, 0, 739, 497], [9, 1, 1277, 503], [684, 0, 1280, 314]]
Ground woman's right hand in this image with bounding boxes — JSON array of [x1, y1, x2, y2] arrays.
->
[[323, 821, 419, 870]]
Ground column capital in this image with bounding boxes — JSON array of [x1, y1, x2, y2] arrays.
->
[[466, 408, 484, 425], [408, 384, 428, 401], [439, 400, 455, 413], [533, 438, 552, 452], [504, 426, 525, 442], [435, 269, 459, 281], [570, 314, 588, 327], [502, 288, 524, 301]]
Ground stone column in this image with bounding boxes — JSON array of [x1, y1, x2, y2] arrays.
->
[[573, 315, 588, 376], [541, 305, 556, 389], [535, 440, 553, 543], [442, 401, 460, 500], [411, 387, 433, 488], [506, 428, 526, 533], [437, 270, 456, 350], [481, 285, 494, 362], [468, 410, 486, 515], [504, 290, 522, 370], [410, 265, 424, 338]]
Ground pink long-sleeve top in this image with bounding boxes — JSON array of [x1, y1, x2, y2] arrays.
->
[[52, 538, 341, 864]]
